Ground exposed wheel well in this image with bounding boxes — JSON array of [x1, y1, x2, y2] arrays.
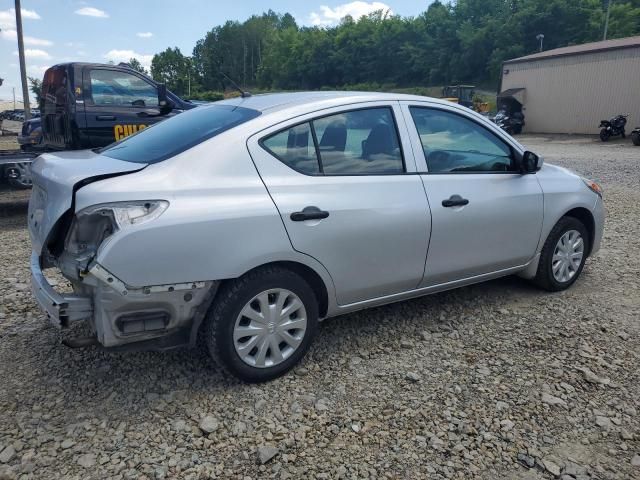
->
[[563, 207, 595, 256], [229, 261, 329, 318]]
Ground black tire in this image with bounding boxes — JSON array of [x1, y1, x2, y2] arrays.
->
[[513, 125, 523, 135], [621, 131, 626, 139], [599, 128, 610, 142], [532, 216, 590, 292], [7, 178, 32, 189], [632, 132, 640, 146], [202, 266, 318, 382], [6, 163, 32, 189]]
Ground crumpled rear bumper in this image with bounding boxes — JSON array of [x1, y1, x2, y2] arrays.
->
[[30, 251, 92, 327]]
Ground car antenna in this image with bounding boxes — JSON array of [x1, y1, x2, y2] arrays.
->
[[219, 71, 251, 98]]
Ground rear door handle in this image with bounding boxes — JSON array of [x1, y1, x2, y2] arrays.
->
[[442, 195, 469, 207], [96, 115, 116, 121], [290, 206, 330, 222]]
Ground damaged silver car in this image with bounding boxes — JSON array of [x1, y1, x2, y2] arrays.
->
[[29, 92, 604, 382]]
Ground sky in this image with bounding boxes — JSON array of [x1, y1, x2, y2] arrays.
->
[[0, 0, 430, 102]]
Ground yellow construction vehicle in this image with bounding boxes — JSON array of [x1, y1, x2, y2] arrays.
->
[[441, 85, 490, 113]]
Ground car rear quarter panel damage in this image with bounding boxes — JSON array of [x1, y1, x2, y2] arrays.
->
[[74, 128, 337, 307]]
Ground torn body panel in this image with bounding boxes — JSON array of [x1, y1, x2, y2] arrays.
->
[[34, 249, 216, 349]]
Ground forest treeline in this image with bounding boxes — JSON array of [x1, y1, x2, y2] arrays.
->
[[146, 0, 640, 98]]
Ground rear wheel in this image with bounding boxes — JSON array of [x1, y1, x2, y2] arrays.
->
[[599, 128, 611, 142], [203, 266, 318, 382], [532, 217, 590, 292]]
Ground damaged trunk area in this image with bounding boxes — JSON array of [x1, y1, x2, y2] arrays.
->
[[28, 152, 215, 350]]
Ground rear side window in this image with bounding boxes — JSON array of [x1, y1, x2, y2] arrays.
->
[[262, 123, 320, 174], [261, 107, 404, 175], [101, 105, 261, 164]]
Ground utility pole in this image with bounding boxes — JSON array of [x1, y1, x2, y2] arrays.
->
[[186, 57, 191, 97], [15, 0, 31, 120], [603, 0, 612, 40]]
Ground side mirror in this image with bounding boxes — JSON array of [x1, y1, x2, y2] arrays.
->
[[157, 84, 174, 115], [520, 151, 543, 173]]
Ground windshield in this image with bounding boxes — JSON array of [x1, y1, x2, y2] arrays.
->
[[100, 104, 261, 164]]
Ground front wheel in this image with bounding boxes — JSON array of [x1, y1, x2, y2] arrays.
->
[[599, 128, 611, 142], [532, 217, 590, 292], [203, 266, 319, 382], [632, 132, 640, 146]]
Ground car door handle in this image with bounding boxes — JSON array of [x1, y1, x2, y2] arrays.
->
[[96, 115, 116, 121], [442, 195, 469, 207], [290, 206, 330, 222]]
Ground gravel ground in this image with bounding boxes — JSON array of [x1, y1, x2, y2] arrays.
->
[[0, 134, 638, 480]]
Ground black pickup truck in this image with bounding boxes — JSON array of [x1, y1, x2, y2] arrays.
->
[[1, 62, 195, 188]]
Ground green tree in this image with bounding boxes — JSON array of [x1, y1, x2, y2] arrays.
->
[[28, 76, 42, 101], [151, 3, 640, 93], [151, 47, 189, 95], [128, 57, 148, 75]]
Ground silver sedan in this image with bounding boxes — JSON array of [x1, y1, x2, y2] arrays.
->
[[28, 92, 604, 382]]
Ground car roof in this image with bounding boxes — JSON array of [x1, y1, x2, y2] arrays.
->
[[215, 91, 452, 114]]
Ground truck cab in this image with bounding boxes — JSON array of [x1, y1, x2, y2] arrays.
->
[[40, 62, 195, 150]]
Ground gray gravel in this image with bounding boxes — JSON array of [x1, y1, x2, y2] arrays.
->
[[0, 134, 639, 479]]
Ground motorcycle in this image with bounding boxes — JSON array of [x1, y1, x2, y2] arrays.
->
[[494, 110, 524, 135], [632, 126, 640, 146], [599, 114, 627, 141]]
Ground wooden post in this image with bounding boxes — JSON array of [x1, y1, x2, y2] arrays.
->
[[15, 0, 31, 120]]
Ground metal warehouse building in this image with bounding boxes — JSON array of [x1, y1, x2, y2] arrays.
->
[[499, 35, 640, 134]]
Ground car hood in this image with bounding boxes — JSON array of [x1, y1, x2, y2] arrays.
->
[[28, 149, 146, 255]]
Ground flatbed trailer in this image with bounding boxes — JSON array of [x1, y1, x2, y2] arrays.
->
[[0, 150, 38, 166], [0, 150, 38, 188]]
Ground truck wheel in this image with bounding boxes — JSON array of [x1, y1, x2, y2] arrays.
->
[[599, 129, 610, 142], [203, 266, 319, 382], [632, 132, 640, 146], [532, 217, 590, 292], [7, 162, 32, 189]]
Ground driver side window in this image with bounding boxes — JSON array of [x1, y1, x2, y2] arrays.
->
[[409, 107, 514, 173], [89, 69, 158, 107]]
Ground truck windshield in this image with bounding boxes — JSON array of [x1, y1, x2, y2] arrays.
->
[[100, 104, 261, 164]]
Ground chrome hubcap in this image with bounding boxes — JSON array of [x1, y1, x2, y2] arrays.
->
[[552, 229, 584, 283], [233, 289, 307, 368]]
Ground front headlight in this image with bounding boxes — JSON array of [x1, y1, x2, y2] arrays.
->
[[66, 201, 168, 255], [581, 178, 603, 198]]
